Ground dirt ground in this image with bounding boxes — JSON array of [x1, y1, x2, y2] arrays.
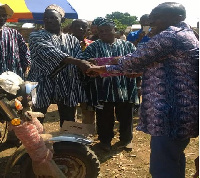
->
[[0, 104, 199, 178]]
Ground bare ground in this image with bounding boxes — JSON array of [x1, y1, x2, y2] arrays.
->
[[0, 104, 199, 178]]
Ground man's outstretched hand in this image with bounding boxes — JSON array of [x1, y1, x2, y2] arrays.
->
[[77, 59, 92, 73], [86, 65, 107, 76], [50, 57, 93, 78], [61, 57, 92, 73]]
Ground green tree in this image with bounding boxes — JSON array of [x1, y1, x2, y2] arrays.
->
[[61, 19, 73, 28], [113, 19, 127, 31], [105, 12, 139, 31]]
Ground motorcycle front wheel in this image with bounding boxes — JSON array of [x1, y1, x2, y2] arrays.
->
[[20, 142, 100, 178]]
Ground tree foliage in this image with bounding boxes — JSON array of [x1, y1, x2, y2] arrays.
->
[[62, 19, 73, 28], [105, 12, 139, 31]]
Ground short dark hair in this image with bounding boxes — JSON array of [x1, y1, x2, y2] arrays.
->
[[152, 2, 186, 19], [140, 14, 149, 21], [71, 19, 88, 27]]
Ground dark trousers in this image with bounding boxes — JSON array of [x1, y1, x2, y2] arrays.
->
[[33, 103, 76, 127], [95, 102, 133, 144], [150, 136, 190, 178]]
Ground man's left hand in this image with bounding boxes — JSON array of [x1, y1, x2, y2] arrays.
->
[[86, 65, 107, 75], [77, 60, 93, 73]]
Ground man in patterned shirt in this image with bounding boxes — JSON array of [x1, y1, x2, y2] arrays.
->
[[0, 3, 30, 78], [27, 4, 91, 127], [87, 2, 199, 177], [80, 18, 138, 151], [0, 3, 31, 149]]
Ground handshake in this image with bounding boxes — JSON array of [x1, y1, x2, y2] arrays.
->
[[85, 57, 120, 77], [50, 56, 142, 78], [50, 56, 119, 78]]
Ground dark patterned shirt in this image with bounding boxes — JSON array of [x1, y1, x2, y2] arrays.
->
[[27, 30, 87, 108], [106, 22, 199, 139], [79, 38, 137, 106], [0, 27, 31, 78]]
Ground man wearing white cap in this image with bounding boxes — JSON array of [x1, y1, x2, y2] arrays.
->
[[0, 3, 31, 149], [27, 4, 91, 127]]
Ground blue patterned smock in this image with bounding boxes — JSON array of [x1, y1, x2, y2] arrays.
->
[[27, 30, 87, 108], [0, 27, 31, 78], [79, 38, 137, 106], [106, 22, 199, 139]]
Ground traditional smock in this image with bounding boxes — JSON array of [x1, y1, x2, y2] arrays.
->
[[0, 27, 31, 78], [28, 30, 87, 108], [79, 38, 137, 106]]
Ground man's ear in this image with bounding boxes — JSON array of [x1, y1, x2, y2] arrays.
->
[[177, 15, 185, 22], [61, 17, 65, 23], [173, 15, 184, 24]]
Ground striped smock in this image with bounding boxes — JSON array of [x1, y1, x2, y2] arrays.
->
[[79, 38, 137, 106], [0, 27, 31, 78], [28, 30, 87, 108]]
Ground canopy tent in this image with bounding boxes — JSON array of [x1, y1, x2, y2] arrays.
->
[[0, 0, 78, 23]]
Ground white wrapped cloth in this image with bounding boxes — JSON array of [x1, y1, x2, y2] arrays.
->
[[0, 71, 24, 95]]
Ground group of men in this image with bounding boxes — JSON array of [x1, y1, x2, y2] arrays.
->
[[0, 2, 198, 178]]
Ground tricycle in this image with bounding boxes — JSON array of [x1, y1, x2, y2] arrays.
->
[[0, 71, 100, 178]]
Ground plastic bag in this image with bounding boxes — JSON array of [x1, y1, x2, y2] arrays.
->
[[0, 71, 24, 95]]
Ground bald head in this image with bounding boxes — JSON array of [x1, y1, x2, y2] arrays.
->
[[149, 2, 186, 35], [152, 2, 186, 20]]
